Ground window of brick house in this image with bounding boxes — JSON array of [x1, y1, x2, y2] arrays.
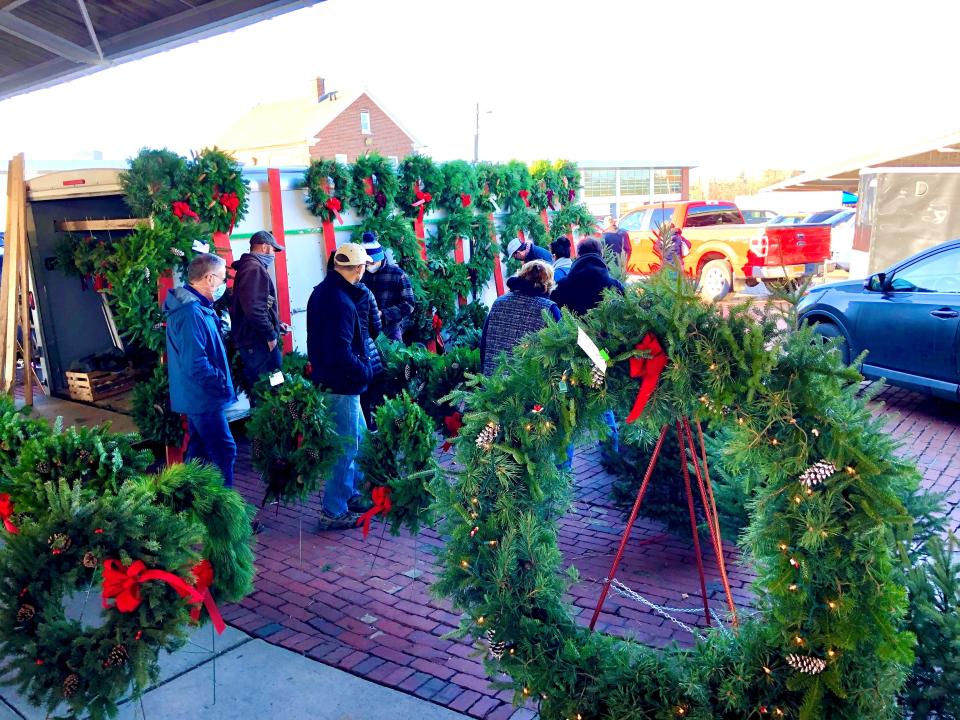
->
[[335, 153, 348, 164], [360, 111, 371, 134]]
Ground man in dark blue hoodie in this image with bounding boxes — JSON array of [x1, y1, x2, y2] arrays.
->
[[231, 230, 287, 390], [164, 253, 237, 486], [307, 242, 375, 531]]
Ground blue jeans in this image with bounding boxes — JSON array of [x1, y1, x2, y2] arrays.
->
[[239, 343, 282, 391], [323, 393, 366, 516], [186, 410, 237, 487], [560, 410, 619, 470]]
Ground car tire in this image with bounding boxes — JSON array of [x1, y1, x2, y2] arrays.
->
[[697, 259, 732, 302], [810, 321, 850, 365]]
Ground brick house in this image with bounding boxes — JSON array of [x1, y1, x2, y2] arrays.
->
[[218, 77, 420, 167]]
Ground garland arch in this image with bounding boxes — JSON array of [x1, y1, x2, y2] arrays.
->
[[433, 273, 915, 720]]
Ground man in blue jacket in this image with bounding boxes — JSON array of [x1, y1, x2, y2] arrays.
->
[[164, 253, 237, 486], [307, 242, 375, 530]]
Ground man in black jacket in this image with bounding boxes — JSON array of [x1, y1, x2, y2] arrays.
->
[[307, 242, 375, 530], [230, 230, 288, 390], [551, 237, 625, 316]]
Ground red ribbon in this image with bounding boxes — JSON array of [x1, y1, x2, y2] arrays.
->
[[101, 559, 203, 613], [190, 560, 226, 635], [324, 197, 343, 224], [363, 177, 375, 196], [460, 193, 472, 208], [625, 333, 668, 424], [413, 189, 432, 223], [546, 189, 555, 210], [442, 411, 463, 452], [356, 486, 392, 538], [375, 191, 387, 214], [431, 313, 445, 355], [213, 191, 240, 235], [93, 274, 109, 291], [296, 433, 304, 449], [568, 189, 576, 202], [179, 415, 190, 455], [0, 494, 19, 534], [519, 189, 530, 207], [172, 201, 199, 222]]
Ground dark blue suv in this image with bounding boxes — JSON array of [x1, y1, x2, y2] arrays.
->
[[797, 239, 960, 401]]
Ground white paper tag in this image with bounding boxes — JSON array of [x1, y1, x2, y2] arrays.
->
[[489, 196, 500, 213], [192, 239, 211, 253], [577, 326, 607, 373], [268, 371, 284, 387]]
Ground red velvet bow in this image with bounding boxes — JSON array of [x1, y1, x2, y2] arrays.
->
[[432, 313, 445, 355], [625, 333, 668, 424], [413, 189, 432, 223], [324, 197, 343, 224], [0, 494, 19, 534], [190, 560, 226, 635], [375, 191, 387, 214], [460, 193, 472, 208], [172, 201, 199, 222], [546, 189, 555, 210], [442, 411, 463, 452], [213, 191, 240, 234], [518, 189, 531, 207], [356, 486, 392, 538], [101, 559, 203, 614]]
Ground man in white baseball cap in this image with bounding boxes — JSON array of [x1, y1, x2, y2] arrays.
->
[[306, 242, 376, 530]]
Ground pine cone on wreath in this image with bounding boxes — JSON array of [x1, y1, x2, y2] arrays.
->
[[36, 460, 50, 474], [48, 533, 72, 555], [404, 363, 412, 381], [82, 551, 98, 569], [798, 461, 837, 488], [16, 604, 35, 623], [287, 400, 299, 421], [62, 673, 80, 699], [105, 644, 129, 668], [785, 653, 826, 675], [252, 439, 263, 459], [170, 247, 185, 257], [306, 448, 319, 462], [475, 422, 500, 449], [590, 366, 605, 389], [485, 629, 505, 660]]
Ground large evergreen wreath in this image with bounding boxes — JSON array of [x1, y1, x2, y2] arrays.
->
[[433, 272, 916, 719], [304, 158, 352, 223], [398, 154, 443, 220], [0, 481, 206, 720], [349, 152, 399, 217]]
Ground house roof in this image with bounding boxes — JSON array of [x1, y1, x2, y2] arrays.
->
[[218, 87, 421, 152], [0, 0, 324, 101], [762, 130, 960, 193]]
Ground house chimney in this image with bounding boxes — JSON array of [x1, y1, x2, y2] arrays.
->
[[316, 77, 326, 102]]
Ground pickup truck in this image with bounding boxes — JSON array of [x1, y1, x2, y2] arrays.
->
[[618, 201, 832, 300]]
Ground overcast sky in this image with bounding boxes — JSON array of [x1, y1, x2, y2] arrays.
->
[[1, 0, 959, 177]]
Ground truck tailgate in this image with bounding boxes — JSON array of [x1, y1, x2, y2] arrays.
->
[[765, 224, 831, 266]]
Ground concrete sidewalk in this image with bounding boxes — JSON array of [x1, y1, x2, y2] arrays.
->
[[0, 624, 468, 720]]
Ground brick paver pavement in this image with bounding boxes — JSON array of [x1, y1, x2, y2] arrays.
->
[[223, 382, 956, 719]]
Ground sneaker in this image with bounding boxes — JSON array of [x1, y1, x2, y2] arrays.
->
[[315, 509, 360, 532], [347, 495, 374, 514]]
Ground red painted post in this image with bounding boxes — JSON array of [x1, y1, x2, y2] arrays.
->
[[267, 168, 293, 354]]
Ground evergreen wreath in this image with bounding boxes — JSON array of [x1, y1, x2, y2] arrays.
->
[[398, 154, 444, 219], [246, 373, 340, 505], [131, 365, 185, 448], [555, 159, 582, 207], [0, 394, 49, 481], [474, 162, 502, 214], [439, 160, 479, 214], [358, 391, 439, 535], [548, 202, 597, 242], [118, 148, 189, 219], [349, 152, 399, 217], [501, 205, 547, 252], [496, 160, 535, 214], [186, 147, 249, 235], [304, 158, 352, 223], [433, 271, 916, 720], [0, 480, 205, 720], [529, 160, 564, 212]]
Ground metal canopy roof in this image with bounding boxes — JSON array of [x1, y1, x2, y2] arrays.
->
[[0, 0, 323, 102]]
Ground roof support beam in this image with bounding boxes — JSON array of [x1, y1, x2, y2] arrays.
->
[[75, 0, 104, 62], [0, 10, 104, 65]]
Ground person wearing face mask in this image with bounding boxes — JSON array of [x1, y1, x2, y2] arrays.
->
[[230, 230, 288, 391], [307, 242, 376, 530], [360, 231, 415, 342], [164, 253, 237, 486]]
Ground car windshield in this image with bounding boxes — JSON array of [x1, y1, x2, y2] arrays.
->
[[769, 215, 802, 225]]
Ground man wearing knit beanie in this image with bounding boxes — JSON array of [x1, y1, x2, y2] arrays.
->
[[360, 230, 415, 342]]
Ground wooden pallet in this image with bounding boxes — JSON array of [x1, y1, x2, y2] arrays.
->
[[65, 369, 135, 402]]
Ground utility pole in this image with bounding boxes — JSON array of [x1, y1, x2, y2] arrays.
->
[[474, 102, 480, 164]]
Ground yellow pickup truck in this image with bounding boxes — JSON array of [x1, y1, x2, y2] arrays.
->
[[619, 201, 832, 300]]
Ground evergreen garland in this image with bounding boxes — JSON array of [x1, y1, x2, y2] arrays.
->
[[349, 152, 399, 217], [358, 392, 439, 535], [0, 481, 204, 720], [398, 154, 444, 219], [433, 271, 916, 719], [304, 158, 352, 223]]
